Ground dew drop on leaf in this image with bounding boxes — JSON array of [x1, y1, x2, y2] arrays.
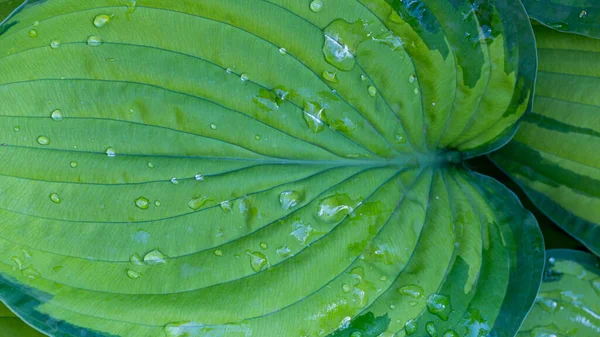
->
[[409, 73, 417, 83], [210, 123, 217, 130], [22, 267, 41, 280], [154, 200, 161, 207], [126, 269, 140, 279], [170, 177, 179, 184], [276, 246, 291, 258], [130, 253, 143, 265], [214, 249, 223, 257], [426, 293, 452, 320], [443, 330, 459, 337], [341, 283, 352, 293], [367, 86, 377, 97], [70, 161, 78, 168], [398, 284, 424, 298], [105, 147, 116, 157], [51, 109, 63, 121], [240, 73, 249, 82], [50, 40, 60, 49], [322, 70, 338, 83], [290, 221, 313, 245], [49, 193, 60, 204], [188, 196, 211, 211], [246, 251, 269, 272], [405, 319, 417, 335], [143, 249, 167, 265], [426, 322, 437, 337], [579, 10, 588, 19], [316, 194, 355, 224], [220, 200, 233, 214], [13, 126, 20, 132], [279, 190, 302, 210], [37, 136, 50, 145], [194, 174, 205, 181], [147, 162, 154, 168], [350, 331, 362, 337], [87, 35, 103, 46], [28, 29, 38, 38], [309, 0, 324, 13], [279, 47, 287, 55], [93, 14, 111, 28], [535, 297, 558, 312], [303, 101, 327, 133], [135, 196, 150, 210]]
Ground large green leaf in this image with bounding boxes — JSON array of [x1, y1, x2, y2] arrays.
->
[[1, 301, 46, 337], [0, 0, 542, 336], [518, 249, 600, 337], [491, 24, 600, 256], [521, 0, 600, 38]]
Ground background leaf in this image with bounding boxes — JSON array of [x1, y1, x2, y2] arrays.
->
[[491, 24, 600, 256], [0, 301, 46, 337], [0, 0, 541, 336], [517, 249, 600, 337], [521, 0, 600, 38]]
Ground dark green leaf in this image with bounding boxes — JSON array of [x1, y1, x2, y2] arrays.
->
[[521, 0, 600, 38]]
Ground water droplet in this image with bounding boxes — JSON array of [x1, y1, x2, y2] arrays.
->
[[310, 0, 324, 12], [322, 20, 367, 71], [350, 332, 362, 337], [536, 297, 558, 312], [246, 251, 269, 272], [210, 123, 217, 130], [240, 73, 249, 82], [154, 200, 161, 207], [143, 249, 167, 265], [303, 101, 327, 133], [367, 86, 377, 97], [405, 319, 417, 335], [316, 194, 355, 224], [360, 74, 367, 81], [259, 242, 268, 250], [413, 88, 420, 95], [93, 14, 111, 28], [130, 253, 143, 265], [51, 109, 63, 121], [342, 283, 352, 293], [398, 284, 424, 298], [409, 74, 417, 83], [225, 67, 233, 74], [427, 293, 452, 321], [69, 161, 78, 168], [290, 221, 313, 245], [279, 47, 287, 55], [33, 21, 39, 27], [147, 162, 154, 168], [13, 126, 20, 132], [275, 246, 291, 258], [254, 134, 261, 141], [49, 193, 60, 204], [50, 40, 60, 49], [87, 35, 103, 46], [135, 196, 150, 210], [279, 190, 302, 210], [443, 330, 458, 337], [579, 10, 588, 19], [126, 269, 140, 279], [214, 249, 224, 257], [548, 257, 556, 265], [11, 257, 24, 270], [380, 275, 388, 282], [37, 136, 50, 145], [22, 267, 41, 279], [322, 70, 338, 83], [126, 0, 137, 14], [105, 147, 116, 157], [194, 174, 204, 181], [220, 200, 233, 214], [389, 304, 396, 310], [188, 196, 211, 211], [426, 322, 437, 337], [28, 29, 38, 38], [170, 177, 179, 184]]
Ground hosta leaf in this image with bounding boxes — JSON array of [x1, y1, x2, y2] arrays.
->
[[0, 0, 541, 336], [521, 0, 600, 38], [1, 301, 46, 337], [491, 25, 600, 256], [518, 249, 600, 337]]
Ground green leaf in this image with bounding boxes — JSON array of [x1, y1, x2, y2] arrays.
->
[[491, 24, 600, 256], [517, 249, 600, 337], [521, 0, 600, 38], [0, 0, 541, 336], [0, 301, 46, 337]]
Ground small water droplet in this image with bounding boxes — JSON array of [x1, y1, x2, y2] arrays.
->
[[254, 134, 261, 141], [536, 297, 558, 312], [279, 190, 302, 210], [426, 322, 437, 337], [13, 126, 20, 132], [259, 242, 268, 250], [322, 70, 338, 83], [70, 161, 78, 168], [194, 174, 204, 181], [413, 88, 420, 95], [405, 319, 417, 335], [380, 275, 388, 282], [147, 162, 154, 168], [290, 221, 313, 245], [130, 253, 143, 265], [240, 73, 249, 82], [126, 269, 140, 279], [170, 177, 179, 184], [87, 35, 103, 46], [220, 200, 233, 214], [188, 196, 211, 211], [28, 29, 38, 38], [37, 136, 50, 145], [316, 194, 355, 224], [548, 257, 556, 265], [135, 196, 150, 210], [427, 294, 452, 321], [210, 123, 217, 130], [154, 200, 161, 207], [214, 249, 224, 257], [443, 330, 458, 337], [11, 257, 24, 270], [360, 74, 367, 81], [93, 14, 111, 28], [275, 246, 292, 258], [409, 74, 417, 83], [342, 283, 352, 293], [225, 67, 233, 74], [33, 21, 39, 27], [143, 249, 167, 265], [50, 40, 60, 49], [246, 251, 269, 272], [303, 101, 327, 133], [279, 47, 287, 55], [126, 0, 137, 14], [105, 147, 116, 157], [350, 332, 362, 337], [368, 86, 377, 97], [49, 193, 60, 203], [310, 0, 324, 12], [579, 10, 588, 19], [398, 284, 424, 298], [51, 109, 63, 121], [22, 267, 41, 279]]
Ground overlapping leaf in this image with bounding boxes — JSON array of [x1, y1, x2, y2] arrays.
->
[[492, 24, 600, 256], [517, 249, 600, 337], [0, 0, 541, 336], [0, 301, 46, 337], [521, 0, 600, 38]]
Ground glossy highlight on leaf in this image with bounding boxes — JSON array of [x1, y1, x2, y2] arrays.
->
[[492, 25, 600, 256], [0, 0, 541, 336], [517, 249, 600, 337]]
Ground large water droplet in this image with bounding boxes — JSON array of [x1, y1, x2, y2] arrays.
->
[[405, 319, 417, 335], [310, 0, 324, 12], [279, 190, 302, 210], [220, 200, 233, 214], [105, 147, 116, 157], [188, 196, 211, 211], [126, 269, 141, 279], [426, 322, 437, 337], [290, 221, 313, 245], [246, 251, 269, 272], [135, 196, 150, 210], [50, 40, 60, 49], [49, 193, 61, 204], [37, 136, 50, 145], [50, 109, 63, 121], [322, 19, 369, 71], [398, 284, 424, 298], [93, 14, 111, 28], [426, 293, 452, 321], [143, 249, 167, 265], [303, 101, 327, 133], [130, 253, 143, 265], [316, 194, 355, 224], [87, 35, 103, 46]]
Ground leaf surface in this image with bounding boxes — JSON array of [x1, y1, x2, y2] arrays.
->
[[0, 0, 541, 336], [492, 25, 600, 256], [0, 301, 46, 337], [521, 0, 600, 38]]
